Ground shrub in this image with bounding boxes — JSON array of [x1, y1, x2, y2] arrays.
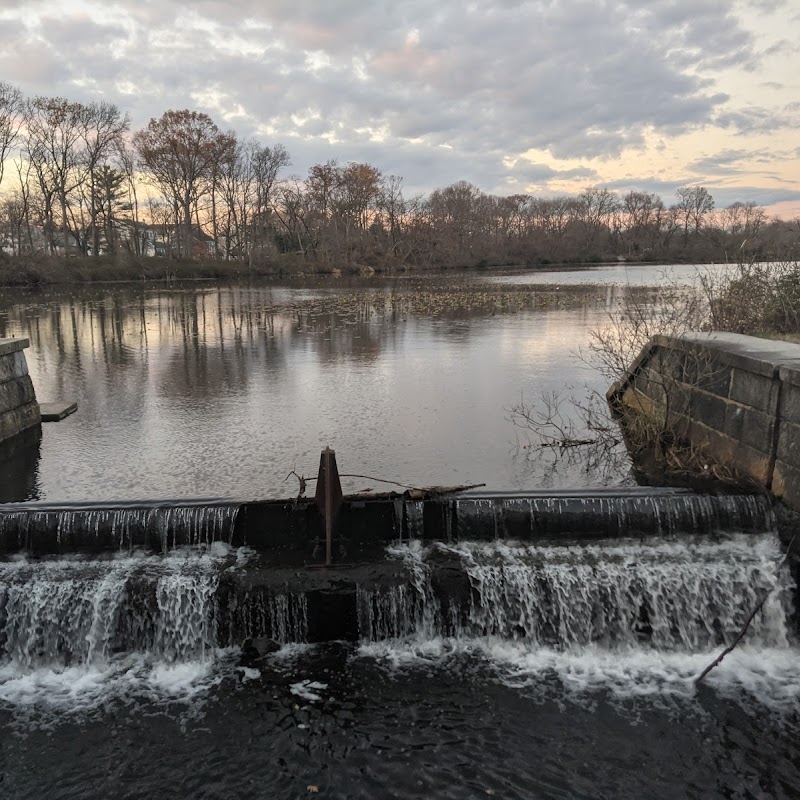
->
[[701, 259, 800, 335]]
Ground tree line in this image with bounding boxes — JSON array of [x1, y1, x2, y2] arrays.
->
[[0, 82, 797, 270]]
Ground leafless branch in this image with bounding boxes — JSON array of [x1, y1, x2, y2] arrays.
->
[[695, 535, 796, 684]]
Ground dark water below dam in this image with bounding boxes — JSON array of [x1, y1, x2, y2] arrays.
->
[[2, 268, 799, 798], [0, 524, 799, 798]]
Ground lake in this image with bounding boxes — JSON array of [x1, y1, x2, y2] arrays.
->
[[0, 268, 662, 503]]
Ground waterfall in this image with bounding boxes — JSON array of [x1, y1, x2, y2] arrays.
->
[[0, 555, 225, 668], [0, 502, 241, 554], [387, 491, 775, 541], [360, 535, 793, 651], [219, 588, 308, 646], [358, 583, 422, 640], [449, 492, 775, 540], [0, 554, 314, 671]]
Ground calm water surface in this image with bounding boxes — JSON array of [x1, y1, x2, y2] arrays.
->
[[0, 272, 636, 503], [487, 261, 741, 287]]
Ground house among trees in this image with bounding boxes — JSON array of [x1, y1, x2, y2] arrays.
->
[[115, 223, 215, 258]]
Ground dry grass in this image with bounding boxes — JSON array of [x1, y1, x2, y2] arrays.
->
[[0, 252, 365, 287]]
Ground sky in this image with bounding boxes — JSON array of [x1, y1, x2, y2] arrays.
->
[[1, 0, 799, 216]]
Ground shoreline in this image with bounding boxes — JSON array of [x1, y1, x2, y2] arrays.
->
[[0, 253, 729, 289]]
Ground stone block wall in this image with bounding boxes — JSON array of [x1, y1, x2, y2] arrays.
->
[[608, 332, 800, 510], [775, 365, 800, 509], [0, 338, 41, 445]]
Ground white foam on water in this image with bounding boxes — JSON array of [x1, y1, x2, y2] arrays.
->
[[290, 680, 328, 701], [0, 648, 239, 721], [357, 638, 800, 711], [237, 666, 261, 682], [233, 546, 257, 566], [208, 540, 233, 558], [378, 534, 794, 648], [361, 534, 800, 712], [146, 659, 221, 697], [359, 637, 459, 668], [0, 548, 255, 718], [269, 642, 316, 662]]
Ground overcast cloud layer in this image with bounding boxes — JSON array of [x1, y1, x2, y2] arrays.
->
[[1, 0, 799, 211]]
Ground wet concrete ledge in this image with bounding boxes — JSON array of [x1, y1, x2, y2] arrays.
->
[[0, 487, 776, 558]]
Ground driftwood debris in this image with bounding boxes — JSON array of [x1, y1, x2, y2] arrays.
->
[[401, 483, 486, 500], [282, 467, 485, 504]]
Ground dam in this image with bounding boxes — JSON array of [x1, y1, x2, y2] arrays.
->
[[2, 274, 800, 799], [0, 483, 782, 648]]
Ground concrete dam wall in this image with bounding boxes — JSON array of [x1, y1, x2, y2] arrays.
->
[[0, 337, 40, 445], [608, 332, 800, 511], [0, 490, 780, 646]]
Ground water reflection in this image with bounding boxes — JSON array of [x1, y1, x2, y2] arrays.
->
[[486, 261, 738, 287], [0, 277, 634, 502], [0, 426, 42, 502]]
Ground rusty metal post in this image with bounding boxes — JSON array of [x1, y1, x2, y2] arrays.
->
[[314, 447, 343, 565]]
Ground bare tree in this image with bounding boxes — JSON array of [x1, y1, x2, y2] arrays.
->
[[0, 82, 24, 191], [378, 175, 407, 260], [116, 141, 142, 255], [217, 138, 251, 260], [133, 109, 230, 258], [675, 185, 715, 242], [330, 162, 382, 261], [79, 102, 130, 256], [426, 181, 482, 265], [249, 143, 290, 263], [25, 96, 86, 252], [305, 160, 341, 260], [622, 190, 664, 256], [576, 186, 620, 252], [272, 178, 311, 259]]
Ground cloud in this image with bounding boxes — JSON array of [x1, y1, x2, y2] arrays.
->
[[683, 148, 797, 177], [0, 0, 796, 203], [714, 104, 800, 133], [603, 176, 800, 209], [710, 186, 800, 207]]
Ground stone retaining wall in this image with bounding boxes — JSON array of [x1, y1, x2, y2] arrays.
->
[[0, 338, 40, 445], [608, 332, 800, 510]]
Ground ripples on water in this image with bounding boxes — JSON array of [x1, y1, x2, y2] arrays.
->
[[2, 642, 800, 799], [1, 534, 799, 799], [0, 272, 644, 502]]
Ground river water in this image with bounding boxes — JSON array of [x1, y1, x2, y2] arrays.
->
[[0, 269, 648, 503], [2, 264, 799, 799]]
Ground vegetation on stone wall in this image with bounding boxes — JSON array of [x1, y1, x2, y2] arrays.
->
[[510, 257, 800, 488]]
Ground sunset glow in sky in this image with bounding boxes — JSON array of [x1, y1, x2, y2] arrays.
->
[[1, 0, 799, 215]]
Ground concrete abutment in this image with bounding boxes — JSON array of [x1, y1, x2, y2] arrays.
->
[[0, 338, 40, 446], [609, 332, 800, 511]]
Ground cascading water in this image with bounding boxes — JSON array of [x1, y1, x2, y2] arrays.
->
[[0, 503, 241, 554], [0, 554, 222, 668], [0, 548, 310, 676], [0, 491, 793, 716], [359, 535, 793, 653], [220, 589, 309, 646], [448, 492, 775, 540], [358, 583, 422, 641]]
